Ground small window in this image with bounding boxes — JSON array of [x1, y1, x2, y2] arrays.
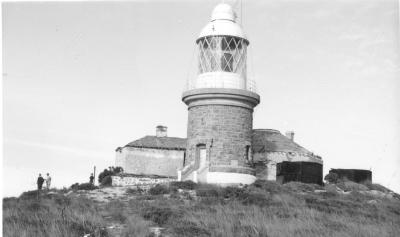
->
[[245, 145, 251, 163]]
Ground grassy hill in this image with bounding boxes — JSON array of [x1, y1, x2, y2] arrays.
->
[[3, 180, 400, 237]]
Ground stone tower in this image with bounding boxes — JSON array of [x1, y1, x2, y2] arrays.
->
[[179, 3, 260, 185]]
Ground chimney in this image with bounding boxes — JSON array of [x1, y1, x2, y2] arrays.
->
[[156, 125, 168, 137], [285, 131, 295, 141]]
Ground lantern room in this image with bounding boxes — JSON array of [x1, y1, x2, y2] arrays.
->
[[187, 3, 255, 92]]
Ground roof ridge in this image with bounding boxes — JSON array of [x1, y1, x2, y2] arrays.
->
[[142, 135, 186, 139], [124, 135, 187, 150], [252, 129, 313, 154]]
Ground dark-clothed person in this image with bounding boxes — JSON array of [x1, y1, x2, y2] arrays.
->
[[37, 174, 45, 190], [89, 173, 94, 185]]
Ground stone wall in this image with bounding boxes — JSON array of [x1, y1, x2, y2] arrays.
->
[[115, 149, 125, 168], [253, 151, 323, 180], [186, 104, 253, 168], [115, 147, 184, 177], [111, 175, 176, 188]]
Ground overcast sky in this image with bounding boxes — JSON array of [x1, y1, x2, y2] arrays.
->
[[3, 0, 400, 197]]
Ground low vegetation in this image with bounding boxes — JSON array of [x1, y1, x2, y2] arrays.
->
[[3, 190, 107, 237], [3, 180, 400, 237], [70, 182, 98, 191]]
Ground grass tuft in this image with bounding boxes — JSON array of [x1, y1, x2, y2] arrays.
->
[[148, 184, 170, 195]]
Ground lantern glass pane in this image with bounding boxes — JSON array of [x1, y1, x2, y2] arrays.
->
[[197, 36, 247, 79]]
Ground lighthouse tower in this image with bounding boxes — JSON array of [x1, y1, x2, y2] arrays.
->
[[180, 3, 260, 185]]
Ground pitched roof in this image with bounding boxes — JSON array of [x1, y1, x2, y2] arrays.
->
[[121, 129, 314, 154], [124, 136, 187, 150], [252, 129, 312, 154]]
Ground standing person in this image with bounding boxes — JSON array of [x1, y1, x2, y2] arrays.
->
[[37, 174, 44, 190], [89, 173, 94, 185], [46, 173, 52, 190]]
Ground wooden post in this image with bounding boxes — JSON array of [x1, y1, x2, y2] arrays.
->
[[93, 166, 96, 185]]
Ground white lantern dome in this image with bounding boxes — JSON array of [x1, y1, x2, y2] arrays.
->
[[197, 3, 247, 42], [211, 3, 236, 21]]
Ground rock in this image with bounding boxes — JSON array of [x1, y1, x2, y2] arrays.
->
[[360, 190, 390, 198], [367, 200, 378, 204], [149, 227, 165, 237]]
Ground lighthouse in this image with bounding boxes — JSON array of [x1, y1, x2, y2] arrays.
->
[[179, 3, 260, 185]]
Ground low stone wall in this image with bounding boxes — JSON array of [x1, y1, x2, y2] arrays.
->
[[111, 175, 176, 189]]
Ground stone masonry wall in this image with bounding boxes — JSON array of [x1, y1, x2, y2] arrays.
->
[[115, 150, 125, 168], [186, 104, 253, 169], [116, 147, 184, 177]]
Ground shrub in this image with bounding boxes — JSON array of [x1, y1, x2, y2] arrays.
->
[[80, 183, 98, 190], [105, 201, 127, 223], [100, 176, 112, 186], [284, 182, 321, 192], [221, 186, 248, 199], [123, 215, 152, 236], [170, 180, 198, 190], [241, 191, 272, 206], [324, 184, 339, 196], [345, 191, 373, 203], [148, 184, 170, 195], [126, 187, 144, 195], [336, 181, 368, 192], [98, 166, 123, 184], [135, 195, 158, 201], [70, 183, 80, 190], [26, 201, 44, 211], [195, 185, 275, 206], [251, 180, 288, 194], [52, 194, 72, 206], [19, 190, 40, 200], [365, 182, 391, 193], [171, 220, 211, 237], [98, 170, 111, 184], [324, 172, 339, 184], [304, 195, 367, 216], [141, 206, 182, 225], [196, 188, 220, 197], [70, 182, 97, 191]]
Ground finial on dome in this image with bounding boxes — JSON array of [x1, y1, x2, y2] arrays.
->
[[211, 3, 237, 22]]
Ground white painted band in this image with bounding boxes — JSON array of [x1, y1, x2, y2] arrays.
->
[[206, 172, 256, 185]]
